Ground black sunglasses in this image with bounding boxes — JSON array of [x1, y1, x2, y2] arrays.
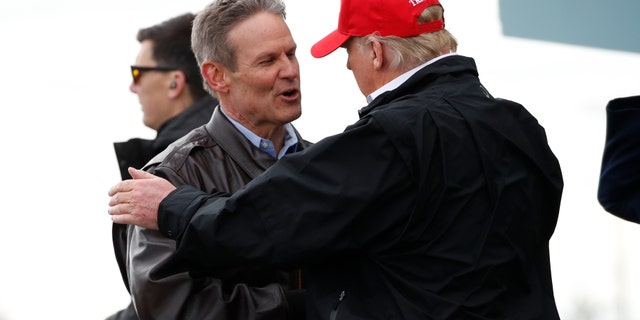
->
[[130, 65, 179, 84]]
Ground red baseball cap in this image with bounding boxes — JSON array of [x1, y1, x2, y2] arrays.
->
[[311, 0, 445, 58]]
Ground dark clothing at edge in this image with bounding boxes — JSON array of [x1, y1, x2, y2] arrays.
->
[[598, 95, 640, 223]]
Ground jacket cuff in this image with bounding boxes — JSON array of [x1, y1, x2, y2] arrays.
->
[[158, 185, 207, 240]]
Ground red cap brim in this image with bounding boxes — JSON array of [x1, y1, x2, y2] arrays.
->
[[311, 29, 351, 58]]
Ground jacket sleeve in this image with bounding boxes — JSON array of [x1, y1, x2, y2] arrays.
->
[[127, 226, 290, 319], [127, 169, 291, 319], [597, 95, 640, 223], [158, 116, 416, 269]]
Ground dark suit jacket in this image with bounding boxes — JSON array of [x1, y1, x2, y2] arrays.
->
[[598, 95, 640, 223]]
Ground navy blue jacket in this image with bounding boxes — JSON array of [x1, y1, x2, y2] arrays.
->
[[598, 95, 640, 223]]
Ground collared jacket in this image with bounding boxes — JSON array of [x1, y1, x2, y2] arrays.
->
[[127, 107, 312, 320], [598, 95, 640, 223], [110, 95, 216, 320], [157, 55, 564, 320]]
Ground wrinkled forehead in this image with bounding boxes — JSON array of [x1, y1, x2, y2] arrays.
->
[[228, 12, 295, 61]]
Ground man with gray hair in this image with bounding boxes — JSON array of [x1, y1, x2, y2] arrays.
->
[[119, 0, 309, 318]]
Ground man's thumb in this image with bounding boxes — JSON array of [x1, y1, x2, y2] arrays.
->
[[128, 167, 155, 180]]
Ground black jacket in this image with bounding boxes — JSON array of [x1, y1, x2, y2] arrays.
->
[[157, 55, 563, 320], [109, 95, 216, 320], [598, 95, 640, 223]]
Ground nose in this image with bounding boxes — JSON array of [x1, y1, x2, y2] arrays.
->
[[280, 54, 299, 79], [129, 81, 137, 94]]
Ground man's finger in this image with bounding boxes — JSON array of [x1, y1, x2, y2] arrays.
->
[[108, 180, 132, 197], [128, 167, 156, 180], [108, 202, 126, 215], [111, 213, 130, 225], [108, 191, 124, 207]]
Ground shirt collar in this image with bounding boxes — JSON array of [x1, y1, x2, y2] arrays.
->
[[219, 106, 298, 159], [366, 52, 458, 104]]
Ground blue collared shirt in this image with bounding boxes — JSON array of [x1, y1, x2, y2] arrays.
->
[[219, 107, 299, 159]]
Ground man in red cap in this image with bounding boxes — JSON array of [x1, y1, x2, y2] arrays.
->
[[108, 0, 564, 318]]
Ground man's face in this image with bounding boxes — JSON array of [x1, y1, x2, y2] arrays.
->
[[130, 40, 176, 131], [222, 11, 302, 137]]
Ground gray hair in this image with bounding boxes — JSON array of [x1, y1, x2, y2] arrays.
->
[[191, 0, 287, 96]]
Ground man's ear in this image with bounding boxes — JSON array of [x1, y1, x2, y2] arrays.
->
[[167, 70, 187, 98], [369, 38, 384, 70], [201, 60, 229, 94]]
